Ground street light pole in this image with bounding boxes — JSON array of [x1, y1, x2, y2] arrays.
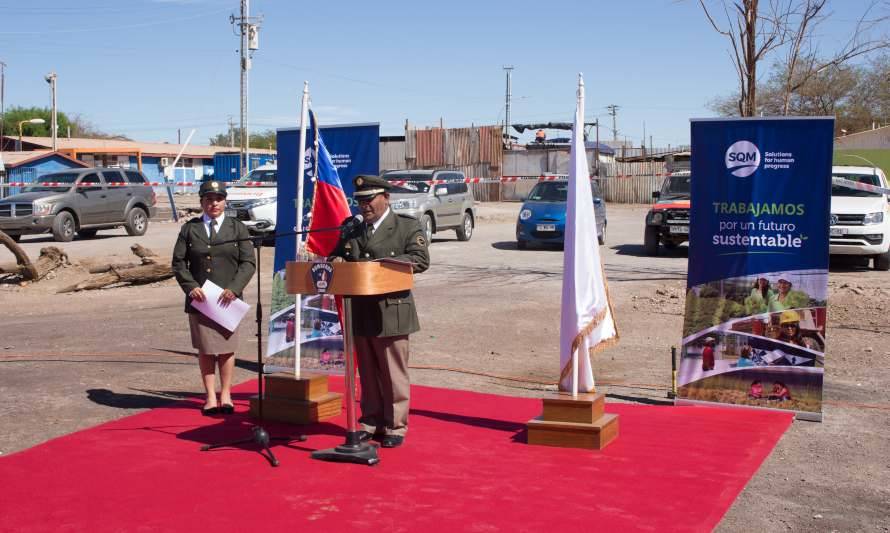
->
[[45, 72, 57, 151], [18, 118, 46, 152]]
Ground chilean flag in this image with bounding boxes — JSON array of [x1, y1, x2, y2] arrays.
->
[[305, 109, 351, 257]]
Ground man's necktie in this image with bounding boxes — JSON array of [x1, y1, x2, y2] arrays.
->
[[209, 219, 217, 241]]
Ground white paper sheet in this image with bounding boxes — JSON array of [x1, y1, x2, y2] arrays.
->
[[189, 280, 250, 332]]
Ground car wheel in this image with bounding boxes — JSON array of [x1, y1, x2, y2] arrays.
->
[[420, 213, 433, 243], [77, 229, 98, 239], [517, 240, 527, 250], [873, 250, 890, 271], [125, 207, 148, 236], [51, 212, 76, 242], [598, 223, 606, 245], [644, 225, 659, 256], [456, 212, 473, 241]]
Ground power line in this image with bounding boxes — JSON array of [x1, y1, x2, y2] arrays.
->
[[0, 6, 232, 34]]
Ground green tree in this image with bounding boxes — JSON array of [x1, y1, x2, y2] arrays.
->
[[208, 127, 277, 150], [1, 106, 130, 145], [1, 106, 72, 138]]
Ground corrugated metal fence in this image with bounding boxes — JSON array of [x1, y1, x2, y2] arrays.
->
[[383, 126, 503, 201], [599, 161, 667, 204], [380, 130, 672, 203]]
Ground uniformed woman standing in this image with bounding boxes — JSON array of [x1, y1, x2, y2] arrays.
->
[[172, 181, 256, 415]]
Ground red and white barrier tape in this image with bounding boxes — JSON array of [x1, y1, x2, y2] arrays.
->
[[831, 177, 890, 196]]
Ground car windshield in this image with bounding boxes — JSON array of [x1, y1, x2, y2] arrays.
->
[[528, 182, 568, 202], [24, 173, 79, 192], [237, 169, 277, 185], [384, 174, 432, 194], [832, 172, 882, 197], [661, 174, 691, 197]]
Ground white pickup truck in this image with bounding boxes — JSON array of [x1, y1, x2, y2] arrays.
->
[[224, 164, 278, 237], [830, 165, 890, 270]]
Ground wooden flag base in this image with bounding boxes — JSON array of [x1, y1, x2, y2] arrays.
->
[[249, 372, 342, 425], [526, 392, 619, 450]]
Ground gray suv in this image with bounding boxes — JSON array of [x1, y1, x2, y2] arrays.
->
[[0, 168, 157, 242], [382, 169, 476, 242]]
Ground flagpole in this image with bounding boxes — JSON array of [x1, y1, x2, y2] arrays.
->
[[293, 81, 309, 379], [572, 73, 586, 398]]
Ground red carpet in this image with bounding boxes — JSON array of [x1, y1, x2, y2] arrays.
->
[[0, 377, 792, 532]]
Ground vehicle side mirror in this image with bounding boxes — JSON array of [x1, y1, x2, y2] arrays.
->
[[435, 186, 448, 197], [652, 191, 661, 200]]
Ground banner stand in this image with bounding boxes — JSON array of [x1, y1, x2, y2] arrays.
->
[[674, 398, 822, 422]]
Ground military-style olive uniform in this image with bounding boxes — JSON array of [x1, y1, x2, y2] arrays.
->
[[330, 200, 430, 439], [330, 211, 430, 336], [172, 216, 256, 313]]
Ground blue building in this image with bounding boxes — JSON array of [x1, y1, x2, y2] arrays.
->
[[2, 136, 276, 194], [0, 151, 88, 197]]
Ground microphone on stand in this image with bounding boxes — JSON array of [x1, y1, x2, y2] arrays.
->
[[340, 214, 364, 238]]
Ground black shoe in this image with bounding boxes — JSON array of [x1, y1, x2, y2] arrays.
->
[[202, 405, 219, 416], [356, 431, 373, 443], [380, 435, 404, 448], [220, 404, 235, 415]]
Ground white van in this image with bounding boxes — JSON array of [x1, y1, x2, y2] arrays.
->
[[225, 164, 278, 236], [830, 165, 890, 270]]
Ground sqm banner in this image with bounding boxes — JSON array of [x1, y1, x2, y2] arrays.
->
[[265, 123, 380, 373], [678, 117, 834, 420]]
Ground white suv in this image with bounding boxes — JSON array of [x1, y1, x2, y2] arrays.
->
[[830, 165, 890, 270], [224, 164, 278, 236]]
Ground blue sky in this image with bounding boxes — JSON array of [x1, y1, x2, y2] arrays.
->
[[0, 0, 880, 147]]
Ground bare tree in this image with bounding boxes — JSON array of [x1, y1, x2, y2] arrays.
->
[[699, 0, 889, 117], [699, 0, 791, 116], [778, 0, 889, 115]]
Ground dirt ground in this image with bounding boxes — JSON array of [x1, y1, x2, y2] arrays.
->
[[1, 199, 888, 531]]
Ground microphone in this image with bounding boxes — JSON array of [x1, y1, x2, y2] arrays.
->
[[340, 214, 364, 238]]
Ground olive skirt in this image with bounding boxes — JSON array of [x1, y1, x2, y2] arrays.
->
[[188, 312, 241, 355]]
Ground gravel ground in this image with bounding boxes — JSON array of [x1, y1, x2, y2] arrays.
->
[[1, 201, 888, 530]]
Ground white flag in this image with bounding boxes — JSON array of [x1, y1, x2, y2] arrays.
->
[[559, 74, 619, 394]]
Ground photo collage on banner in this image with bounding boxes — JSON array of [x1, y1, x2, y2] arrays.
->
[[679, 117, 834, 420], [265, 122, 380, 373]]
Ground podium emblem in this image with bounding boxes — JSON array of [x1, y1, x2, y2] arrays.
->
[[311, 263, 334, 293]]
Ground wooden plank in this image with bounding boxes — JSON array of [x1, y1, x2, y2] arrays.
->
[[249, 392, 343, 425], [264, 373, 329, 400], [540, 393, 605, 424], [527, 414, 619, 450]]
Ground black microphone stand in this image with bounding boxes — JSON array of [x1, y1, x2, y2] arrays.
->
[[200, 224, 345, 467]]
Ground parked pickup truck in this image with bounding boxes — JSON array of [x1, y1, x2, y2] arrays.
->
[[644, 171, 691, 255], [0, 167, 157, 242], [830, 164, 890, 270]]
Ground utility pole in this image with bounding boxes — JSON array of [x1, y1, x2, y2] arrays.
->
[[594, 120, 600, 176], [0, 61, 6, 143], [228, 116, 236, 147], [231, 1, 262, 176], [606, 104, 619, 142], [45, 71, 57, 151], [503, 65, 513, 147]]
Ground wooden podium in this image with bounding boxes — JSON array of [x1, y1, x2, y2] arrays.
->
[[285, 260, 414, 465]]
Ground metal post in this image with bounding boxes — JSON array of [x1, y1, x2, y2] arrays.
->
[[293, 81, 310, 378], [503, 65, 513, 147], [242, 0, 249, 176], [668, 346, 678, 399], [46, 72, 57, 151], [343, 297, 358, 432]]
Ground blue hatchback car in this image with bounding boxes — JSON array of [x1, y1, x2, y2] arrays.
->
[[515, 180, 607, 249]]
